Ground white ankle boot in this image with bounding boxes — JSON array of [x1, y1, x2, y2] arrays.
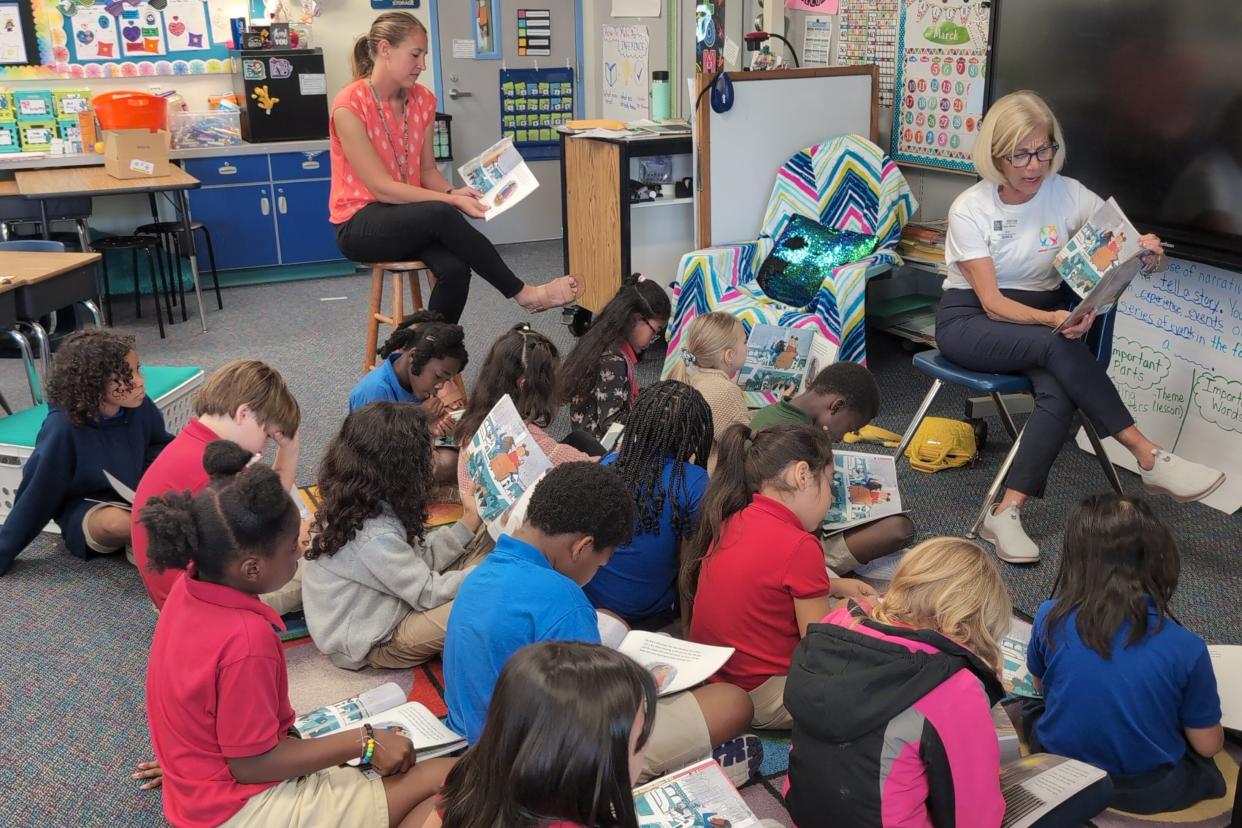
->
[[979, 504, 1040, 564], [1139, 450, 1225, 503]]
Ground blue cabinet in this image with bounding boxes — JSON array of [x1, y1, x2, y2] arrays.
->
[[186, 149, 342, 270]]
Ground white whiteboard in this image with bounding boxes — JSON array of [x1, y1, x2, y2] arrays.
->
[[1075, 258, 1242, 513], [702, 69, 876, 246]]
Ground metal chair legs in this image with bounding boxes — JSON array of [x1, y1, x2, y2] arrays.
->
[[893, 378, 943, 460], [1079, 413, 1124, 495]]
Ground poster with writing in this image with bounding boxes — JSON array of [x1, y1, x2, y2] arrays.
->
[[117, 7, 167, 56], [1075, 259, 1242, 513], [803, 14, 832, 67], [834, 0, 898, 106], [695, 0, 724, 72], [891, 0, 991, 173], [601, 24, 649, 122]]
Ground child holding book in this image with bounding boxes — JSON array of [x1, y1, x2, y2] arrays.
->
[[0, 330, 172, 577], [131, 359, 302, 611], [303, 402, 486, 670], [684, 423, 877, 729], [584, 381, 713, 630], [665, 312, 751, 452], [784, 537, 1111, 827], [429, 641, 656, 828], [454, 323, 596, 501], [1023, 494, 1226, 814], [562, 275, 671, 439], [142, 440, 449, 828], [751, 361, 915, 574], [443, 461, 757, 783]]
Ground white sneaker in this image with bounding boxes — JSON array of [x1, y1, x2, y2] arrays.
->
[[979, 504, 1040, 564], [1139, 450, 1225, 503]]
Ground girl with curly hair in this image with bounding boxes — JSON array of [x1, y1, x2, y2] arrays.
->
[[0, 329, 172, 577], [302, 402, 485, 669]]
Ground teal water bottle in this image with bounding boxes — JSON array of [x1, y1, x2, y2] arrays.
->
[[651, 70, 671, 121]]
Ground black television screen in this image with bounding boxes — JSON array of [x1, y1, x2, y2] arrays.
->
[[989, 0, 1242, 270]]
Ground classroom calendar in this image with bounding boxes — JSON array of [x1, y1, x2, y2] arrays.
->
[[833, 0, 899, 107]]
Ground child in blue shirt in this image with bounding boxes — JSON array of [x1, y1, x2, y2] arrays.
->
[[443, 461, 758, 784], [585, 381, 712, 630], [1024, 494, 1225, 814], [348, 319, 467, 413], [0, 330, 172, 576]]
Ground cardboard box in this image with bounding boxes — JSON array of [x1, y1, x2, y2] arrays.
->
[[102, 128, 171, 179]]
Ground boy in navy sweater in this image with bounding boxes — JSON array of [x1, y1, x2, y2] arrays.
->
[[0, 331, 172, 576]]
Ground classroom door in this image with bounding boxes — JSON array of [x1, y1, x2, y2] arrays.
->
[[435, 0, 579, 246]]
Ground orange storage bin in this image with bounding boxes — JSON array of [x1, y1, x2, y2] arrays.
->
[[91, 91, 168, 132]]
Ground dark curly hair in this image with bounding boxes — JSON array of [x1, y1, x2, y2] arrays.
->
[[308, 402, 435, 559], [378, 310, 446, 360], [560, 276, 670, 405], [807, 361, 881, 421], [140, 440, 300, 581], [455, 324, 561, 446], [525, 462, 635, 551], [612, 381, 713, 538], [396, 321, 470, 379], [46, 329, 138, 427]]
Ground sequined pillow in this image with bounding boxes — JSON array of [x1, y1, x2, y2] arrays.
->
[[755, 215, 877, 308]]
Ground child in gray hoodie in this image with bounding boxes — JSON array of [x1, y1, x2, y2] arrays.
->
[[303, 402, 486, 670]]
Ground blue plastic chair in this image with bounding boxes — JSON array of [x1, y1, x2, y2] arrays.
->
[[893, 309, 1124, 538]]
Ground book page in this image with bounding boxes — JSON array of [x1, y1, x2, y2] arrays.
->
[[1001, 755, 1106, 828], [597, 610, 629, 650], [1054, 197, 1143, 297], [634, 758, 758, 827], [801, 334, 840, 393], [1052, 255, 1144, 333], [1001, 617, 1041, 699], [465, 395, 553, 522], [616, 631, 734, 697], [822, 451, 905, 532], [738, 324, 816, 396], [343, 702, 467, 765], [457, 137, 539, 221], [1208, 645, 1242, 731], [293, 682, 407, 738]]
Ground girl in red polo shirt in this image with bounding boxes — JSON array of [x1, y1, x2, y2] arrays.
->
[[429, 641, 656, 828], [141, 440, 451, 828], [683, 422, 877, 730]]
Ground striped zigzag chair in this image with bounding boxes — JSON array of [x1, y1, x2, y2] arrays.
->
[[662, 135, 917, 399]]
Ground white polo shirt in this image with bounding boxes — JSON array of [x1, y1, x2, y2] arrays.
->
[[943, 174, 1104, 292]]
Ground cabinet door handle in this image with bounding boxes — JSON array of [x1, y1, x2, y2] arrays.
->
[[278, 195, 288, 214], [260, 193, 270, 216]]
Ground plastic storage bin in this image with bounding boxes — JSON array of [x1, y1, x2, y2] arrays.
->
[[0, 366, 204, 527], [53, 88, 92, 118], [0, 91, 14, 121], [91, 91, 168, 132], [170, 110, 242, 149], [0, 121, 18, 153], [14, 90, 54, 120], [18, 119, 57, 151]]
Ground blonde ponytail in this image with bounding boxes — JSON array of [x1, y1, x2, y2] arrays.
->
[[667, 312, 744, 383], [351, 12, 428, 80]]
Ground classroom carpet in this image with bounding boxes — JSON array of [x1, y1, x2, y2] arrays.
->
[[0, 240, 1237, 826]]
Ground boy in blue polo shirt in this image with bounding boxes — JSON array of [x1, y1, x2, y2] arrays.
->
[[347, 320, 468, 413], [443, 461, 759, 784]]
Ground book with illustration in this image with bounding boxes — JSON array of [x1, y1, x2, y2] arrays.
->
[[1051, 197, 1147, 332], [1000, 754, 1107, 828], [633, 758, 758, 828], [1001, 616, 1041, 699], [292, 682, 466, 762], [464, 394, 553, 522], [597, 613, 734, 698], [457, 136, 539, 220], [822, 451, 905, 532], [737, 323, 839, 405]]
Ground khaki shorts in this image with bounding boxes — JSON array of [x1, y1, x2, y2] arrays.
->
[[82, 503, 127, 554], [749, 675, 792, 730], [637, 690, 713, 783], [822, 531, 861, 575], [221, 765, 387, 828], [259, 557, 305, 616]]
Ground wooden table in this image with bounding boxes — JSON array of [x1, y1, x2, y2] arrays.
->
[[14, 166, 208, 332], [0, 251, 102, 404]]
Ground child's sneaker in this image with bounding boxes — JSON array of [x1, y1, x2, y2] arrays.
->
[[1139, 450, 1225, 503], [712, 733, 764, 787], [979, 504, 1039, 564]]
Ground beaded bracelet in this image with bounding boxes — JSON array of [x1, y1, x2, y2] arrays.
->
[[361, 723, 376, 765]]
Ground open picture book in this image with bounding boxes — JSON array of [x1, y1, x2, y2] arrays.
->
[[634, 758, 758, 827], [1000, 754, 1107, 828], [597, 612, 734, 698], [1051, 197, 1148, 333], [822, 451, 906, 532], [457, 137, 539, 220], [464, 394, 553, 523], [738, 323, 838, 400], [1001, 616, 1041, 699], [1207, 645, 1241, 731], [291, 683, 466, 763]]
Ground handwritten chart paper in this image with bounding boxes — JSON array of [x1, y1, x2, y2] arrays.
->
[[601, 24, 649, 121]]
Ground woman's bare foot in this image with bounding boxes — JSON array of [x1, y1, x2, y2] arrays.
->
[[516, 275, 580, 313]]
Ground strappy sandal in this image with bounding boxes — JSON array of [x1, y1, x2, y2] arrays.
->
[[519, 275, 580, 313]]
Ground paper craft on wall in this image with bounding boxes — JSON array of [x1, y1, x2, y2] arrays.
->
[[834, 0, 898, 106], [695, 0, 724, 72], [163, 0, 211, 52], [500, 66, 573, 161], [0, 1, 31, 64], [601, 23, 648, 122], [890, 0, 992, 173]]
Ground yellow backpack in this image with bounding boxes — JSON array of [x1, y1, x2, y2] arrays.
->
[[903, 417, 980, 473]]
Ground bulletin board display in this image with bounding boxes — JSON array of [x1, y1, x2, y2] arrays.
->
[[0, 0, 232, 80], [889, 0, 991, 174], [499, 66, 573, 162]]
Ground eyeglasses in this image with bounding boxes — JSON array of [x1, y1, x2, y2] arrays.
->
[[1005, 144, 1059, 168], [639, 318, 664, 337]]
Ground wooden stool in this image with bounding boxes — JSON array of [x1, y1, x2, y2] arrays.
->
[[364, 261, 438, 372]]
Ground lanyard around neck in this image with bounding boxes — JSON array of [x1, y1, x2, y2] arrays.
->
[[367, 81, 411, 184]]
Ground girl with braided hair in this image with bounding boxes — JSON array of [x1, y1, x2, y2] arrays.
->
[[584, 380, 713, 631]]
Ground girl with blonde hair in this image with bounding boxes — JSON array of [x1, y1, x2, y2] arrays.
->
[[784, 537, 1112, 827], [666, 312, 751, 448]]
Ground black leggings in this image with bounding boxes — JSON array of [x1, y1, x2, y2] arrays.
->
[[335, 201, 526, 322], [935, 288, 1134, 497]]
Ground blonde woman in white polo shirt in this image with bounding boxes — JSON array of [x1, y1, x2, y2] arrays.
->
[[936, 91, 1224, 563]]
